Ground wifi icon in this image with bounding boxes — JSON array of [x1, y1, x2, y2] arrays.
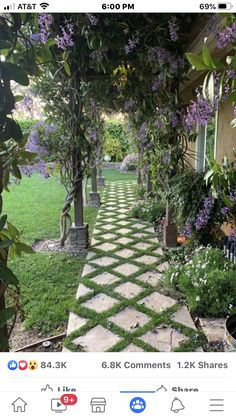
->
[[40, 2, 49, 9]]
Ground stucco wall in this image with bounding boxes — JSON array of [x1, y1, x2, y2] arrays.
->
[[215, 102, 236, 163], [186, 140, 196, 169]]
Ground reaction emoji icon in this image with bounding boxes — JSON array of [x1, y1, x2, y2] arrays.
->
[[28, 360, 38, 371]]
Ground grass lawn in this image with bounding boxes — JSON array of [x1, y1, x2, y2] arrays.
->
[[3, 168, 136, 335]]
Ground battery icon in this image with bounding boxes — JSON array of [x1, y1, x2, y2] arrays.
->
[[218, 2, 233, 8]]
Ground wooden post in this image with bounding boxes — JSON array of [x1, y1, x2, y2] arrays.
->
[[97, 166, 106, 186], [163, 201, 178, 248], [70, 152, 89, 248], [88, 166, 101, 207]]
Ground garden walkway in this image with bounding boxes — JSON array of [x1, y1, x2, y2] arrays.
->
[[65, 181, 201, 352]]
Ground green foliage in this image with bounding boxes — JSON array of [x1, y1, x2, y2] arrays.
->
[[103, 120, 131, 162], [163, 247, 236, 317], [129, 197, 165, 223], [169, 169, 208, 229], [205, 153, 236, 202], [19, 119, 38, 133], [103, 137, 124, 162]]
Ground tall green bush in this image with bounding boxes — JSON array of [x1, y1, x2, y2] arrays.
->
[[103, 120, 131, 161]]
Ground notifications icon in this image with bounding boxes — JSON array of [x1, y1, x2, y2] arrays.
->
[[171, 397, 185, 413]]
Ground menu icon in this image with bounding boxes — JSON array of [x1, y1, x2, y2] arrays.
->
[[209, 399, 224, 412]]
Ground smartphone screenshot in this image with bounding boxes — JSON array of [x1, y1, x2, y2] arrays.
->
[[0, 0, 235, 417]]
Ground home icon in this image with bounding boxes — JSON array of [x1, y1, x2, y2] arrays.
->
[[90, 397, 106, 413], [12, 397, 27, 413]]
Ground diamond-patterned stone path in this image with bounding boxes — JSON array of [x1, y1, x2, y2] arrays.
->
[[65, 180, 200, 352]]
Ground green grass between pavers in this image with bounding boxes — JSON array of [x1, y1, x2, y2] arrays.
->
[[64, 183, 206, 352]]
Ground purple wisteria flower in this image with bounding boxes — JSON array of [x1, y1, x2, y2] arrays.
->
[[195, 197, 214, 230], [139, 122, 148, 141], [221, 206, 231, 216], [124, 35, 139, 54], [86, 14, 99, 26], [56, 21, 75, 50], [229, 191, 236, 202], [147, 47, 185, 75], [154, 117, 164, 129], [168, 16, 179, 42], [124, 99, 135, 111], [38, 14, 54, 44], [20, 161, 49, 179], [26, 121, 56, 155], [186, 95, 213, 129], [182, 222, 192, 238], [217, 21, 236, 49]]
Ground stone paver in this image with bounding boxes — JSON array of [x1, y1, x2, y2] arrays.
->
[[115, 248, 136, 258], [199, 318, 225, 343], [100, 233, 117, 240], [138, 292, 177, 313], [113, 263, 140, 276], [109, 307, 150, 331], [76, 284, 92, 299], [122, 344, 144, 352], [82, 264, 96, 277], [116, 228, 132, 235], [114, 281, 143, 298], [92, 256, 118, 267], [67, 312, 87, 335], [137, 271, 162, 286], [157, 262, 169, 272], [135, 255, 159, 265], [133, 242, 153, 251], [90, 272, 120, 286], [73, 325, 121, 351], [102, 224, 115, 231], [171, 307, 196, 330], [115, 237, 134, 245], [82, 293, 119, 313], [141, 326, 189, 351], [94, 243, 118, 252], [66, 181, 199, 353]]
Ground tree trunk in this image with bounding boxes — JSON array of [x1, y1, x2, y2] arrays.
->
[[72, 152, 84, 227], [91, 167, 98, 193]]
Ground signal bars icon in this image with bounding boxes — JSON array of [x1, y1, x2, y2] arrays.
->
[[4, 3, 15, 10]]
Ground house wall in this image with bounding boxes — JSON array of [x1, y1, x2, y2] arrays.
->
[[186, 140, 196, 168], [215, 102, 236, 163]]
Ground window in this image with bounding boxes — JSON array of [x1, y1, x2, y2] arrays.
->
[[195, 114, 218, 172]]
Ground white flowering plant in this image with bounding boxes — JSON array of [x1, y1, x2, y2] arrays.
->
[[129, 197, 165, 223], [163, 247, 236, 317]]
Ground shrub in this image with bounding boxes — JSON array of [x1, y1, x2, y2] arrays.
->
[[129, 197, 165, 223], [169, 169, 208, 230], [103, 120, 131, 162], [163, 247, 236, 317], [169, 169, 236, 246], [120, 154, 138, 171], [103, 137, 124, 162]]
